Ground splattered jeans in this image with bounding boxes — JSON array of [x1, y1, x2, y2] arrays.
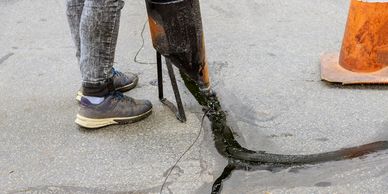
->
[[66, 0, 124, 96]]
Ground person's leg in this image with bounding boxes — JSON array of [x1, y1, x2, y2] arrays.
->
[[79, 0, 124, 97], [67, 0, 138, 100], [74, 0, 152, 129], [66, 0, 85, 60]]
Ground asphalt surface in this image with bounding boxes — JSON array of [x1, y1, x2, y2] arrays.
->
[[1, 0, 388, 193]]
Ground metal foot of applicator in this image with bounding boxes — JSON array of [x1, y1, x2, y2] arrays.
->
[[156, 52, 187, 123]]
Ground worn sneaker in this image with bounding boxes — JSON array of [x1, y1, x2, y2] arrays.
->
[[76, 68, 139, 102], [75, 92, 153, 129]]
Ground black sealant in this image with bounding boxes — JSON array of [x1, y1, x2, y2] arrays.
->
[[180, 71, 388, 194]]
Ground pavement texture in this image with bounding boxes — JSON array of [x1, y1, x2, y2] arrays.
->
[[1, 0, 388, 194]]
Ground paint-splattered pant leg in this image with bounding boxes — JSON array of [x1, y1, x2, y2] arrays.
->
[[66, 0, 124, 97]]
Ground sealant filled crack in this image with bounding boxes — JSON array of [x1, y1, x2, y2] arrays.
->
[[180, 70, 388, 194]]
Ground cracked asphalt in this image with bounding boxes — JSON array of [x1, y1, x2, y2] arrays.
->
[[1, 0, 388, 193]]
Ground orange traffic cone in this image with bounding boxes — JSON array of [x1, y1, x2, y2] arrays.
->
[[321, 0, 388, 84]]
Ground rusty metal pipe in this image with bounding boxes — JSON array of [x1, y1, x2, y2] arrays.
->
[[145, 0, 210, 90]]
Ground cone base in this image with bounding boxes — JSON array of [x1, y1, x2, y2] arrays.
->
[[320, 53, 388, 85]]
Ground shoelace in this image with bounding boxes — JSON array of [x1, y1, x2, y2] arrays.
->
[[112, 91, 125, 100], [111, 91, 133, 102], [112, 68, 125, 77]]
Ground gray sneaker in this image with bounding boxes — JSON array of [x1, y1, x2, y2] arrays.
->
[[76, 68, 139, 101], [75, 92, 153, 129]]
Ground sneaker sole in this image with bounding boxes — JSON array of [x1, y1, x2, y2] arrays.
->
[[75, 109, 152, 129], [75, 78, 139, 102]]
